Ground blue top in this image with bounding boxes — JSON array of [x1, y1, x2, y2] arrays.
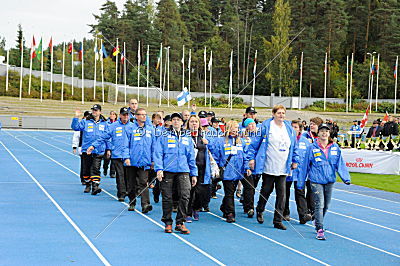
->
[[71, 117, 110, 154], [287, 135, 311, 182]]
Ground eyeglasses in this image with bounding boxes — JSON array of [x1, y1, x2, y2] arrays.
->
[[136, 113, 146, 116]]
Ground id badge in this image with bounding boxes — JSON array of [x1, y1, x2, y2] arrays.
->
[[231, 146, 238, 155]]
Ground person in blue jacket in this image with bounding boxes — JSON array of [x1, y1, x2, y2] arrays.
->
[[71, 104, 109, 195], [123, 107, 155, 213], [283, 120, 313, 224], [298, 123, 351, 240], [350, 120, 361, 138], [216, 120, 251, 223], [87, 107, 131, 202], [153, 112, 198, 234], [247, 105, 299, 230], [102, 111, 117, 178]]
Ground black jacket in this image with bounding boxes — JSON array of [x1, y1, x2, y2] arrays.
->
[[382, 122, 399, 136], [366, 126, 382, 138]]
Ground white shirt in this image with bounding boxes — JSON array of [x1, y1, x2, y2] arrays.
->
[[264, 120, 291, 176]]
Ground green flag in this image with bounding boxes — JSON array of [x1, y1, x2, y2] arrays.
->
[[35, 38, 42, 60]]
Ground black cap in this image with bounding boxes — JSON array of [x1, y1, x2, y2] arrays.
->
[[83, 111, 91, 117], [198, 110, 207, 118], [211, 117, 221, 123], [120, 107, 129, 115], [318, 123, 331, 132], [91, 104, 102, 111], [171, 112, 183, 121], [373, 120, 379, 124], [164, 115, 171, 121], [207, 111, 215, 117], [353, 120, 358, 122], [246, 106, 257, 114]]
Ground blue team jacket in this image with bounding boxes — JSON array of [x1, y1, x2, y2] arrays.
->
[[71, 117, 109, 154], [153, 129, 198, 177], [123, 121, 155, 169], [287, 135, 311, 182], [91, 119, 131, 159], [297, 142, 351, 189], [247, 118, 299, 175]]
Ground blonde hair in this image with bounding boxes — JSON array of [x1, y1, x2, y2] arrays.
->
[[186, 115, 201, 131], [224, 120, 242, 145], [272, 104, 286, 114]]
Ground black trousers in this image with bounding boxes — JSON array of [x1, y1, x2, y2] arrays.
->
[[81, 153, 103, 183], [111, 159, 128, 198], [210, 167, 223, 197], [161, 172, 191, 225], [256, 174, 286, 224], [188, 183, 210, 216], [79, 154, 84, 183], [150, 170, 161, 199], [103, 156, 116, 176], [126, 166, 150, 207], [220, 180, 239, 216], [242, 174, 261, 212], [284, 181, 310, 219]]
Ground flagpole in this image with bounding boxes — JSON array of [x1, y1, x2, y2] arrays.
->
[[375, 53, 380, 112], [19, 36, 24, 101], [209, 50, 212, 109], [93, 37, 97, 99], [369, 55, 375, 112], [162, 47, 167, 106], [346, 55, 349, 113], [158, 43, 163, 107], [298, 51, 302, 110], [5, 49, 9, 92], [323, 52, 327, 111], [101, 39, 105, 105], [61, 42, 65, 103], [137, 40, 141, 102], [229, 50, 233, 111], [40, 38, 44, 103], [71, 40, 74, 96], [188, 48, 191, 108], [204, 46, 207, 107], [167, 47, 170, 107], [395, 56, 398, 115], [146, 44, 149, 107], [124, 41, 127, 105], [350, 53, 354, 111], [28, 36, 34, 95], [182, 45, 185, 91], [50, 38, 53, 97], [81, 40, 84, 105], [114, 38, 119, 105]]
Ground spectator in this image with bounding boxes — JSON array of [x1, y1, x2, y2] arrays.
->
[[366, 120, 382, 138]]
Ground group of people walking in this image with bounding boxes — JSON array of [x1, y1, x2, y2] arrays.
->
[[71, 99, 351, 240]]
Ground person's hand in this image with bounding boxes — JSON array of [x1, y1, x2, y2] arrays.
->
[[249, 160, 255, 170], [72, 148, 77, 154], [191, 176, 197, 187], [291, 163, 298, 170], [157, 170, 164, 182], [124, 158, 131, 166], [87, 146, 94, 155], [246, 169, 252, 176], [74, 108, 82, 118], [202, 138, 209, 145], [344, 180, 351, 185], [191, 104, 196, 111], [150, 162, 154, 170], [106, 150, 111, 159]]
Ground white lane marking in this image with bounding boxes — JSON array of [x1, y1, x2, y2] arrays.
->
[[334, 188, 400, 205]]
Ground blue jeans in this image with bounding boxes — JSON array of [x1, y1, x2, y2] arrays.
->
[[310, 182, 334, 230]]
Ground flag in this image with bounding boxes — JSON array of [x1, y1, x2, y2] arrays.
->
[[30, 36, 37, 59], [253, 52, 258, 76], [68, 43, 73, 54], [78, 43, 83, 61], [94, 41, 99, 61], [101, 43, 108, 59], [188, 49, 191, 70], [156, 46, 161, 70], [383, 111, 389, 122], [120, 51, 125, 64], [177, 87, 192, 106], [35, 38, 42, 60], [48, 37, 53, 53], [394, 65, 397, 79], [371, 64, 376, 76], [360, 106, 370, 129], [112, 46, 120, 57], [208, 52, 212, 71]]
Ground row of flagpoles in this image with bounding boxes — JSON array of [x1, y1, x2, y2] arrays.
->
[[5, 34, 399, 112]]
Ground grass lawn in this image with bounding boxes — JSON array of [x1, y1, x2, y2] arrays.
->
[[337, 173, 400, 194]]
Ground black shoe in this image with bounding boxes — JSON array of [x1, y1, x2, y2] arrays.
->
[[91, 183, 102, 195], [110, 174, 116, 178], [283, 215, 290, 221], [142, 205, 153, 214], [128, 204, 136, 211], [154, 195, 159, 203], [226, 213, 235, 223], [84, 182, 91, 193], [300, 213, 312, 224], [274, 222, 287, 230], [202, 207, 210, 212], [247, 209, 254, 218], [118, 197, 125, 202], [103, 171, 107, 177], [172, 206, 178, 213], [256, 211, 264, 224]]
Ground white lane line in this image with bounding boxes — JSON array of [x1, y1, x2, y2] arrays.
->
[[217, 192, 400, 259], [5, 132, 225, 266], [0, 141, 112, 266], [205, 212, 329, 265], [334, 188, 400, 205]]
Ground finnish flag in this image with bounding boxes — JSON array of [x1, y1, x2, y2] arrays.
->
[[177, 87, 192, 106]]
